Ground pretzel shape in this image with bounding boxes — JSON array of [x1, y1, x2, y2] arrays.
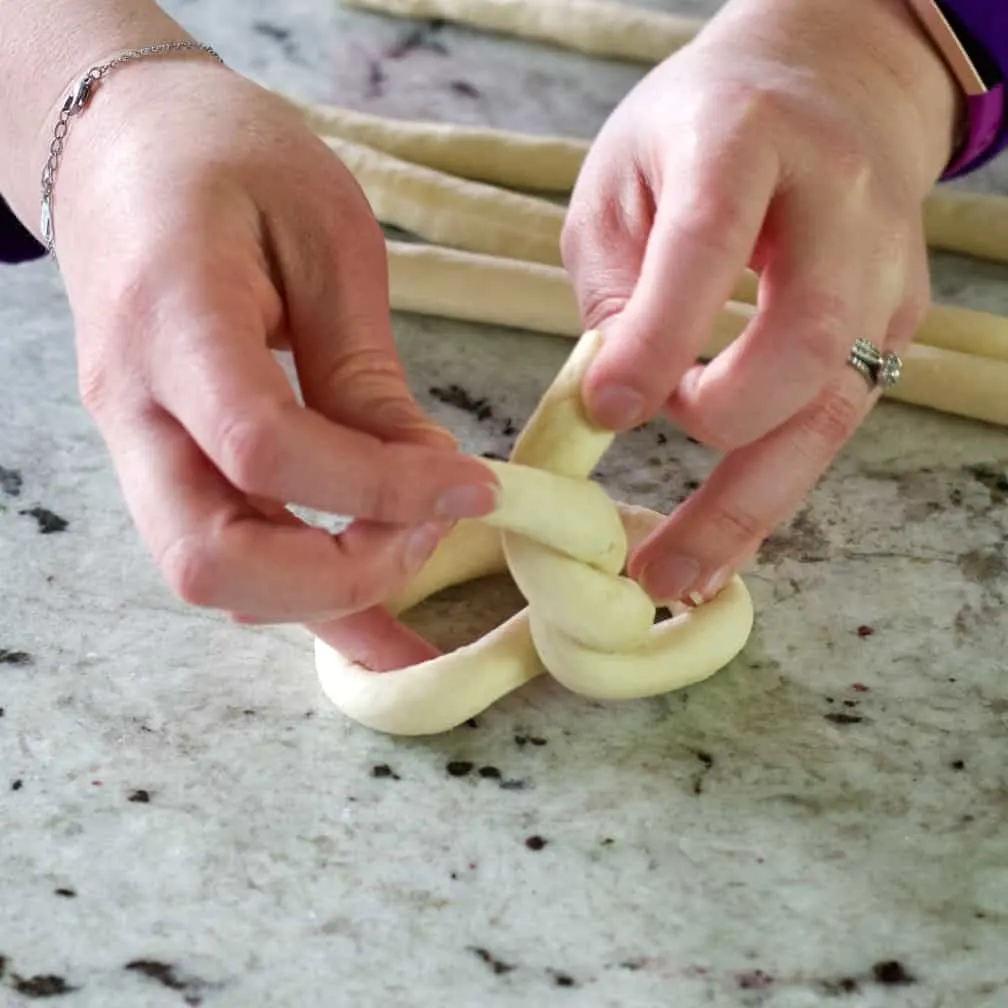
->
[[314, 330, 754, 734]]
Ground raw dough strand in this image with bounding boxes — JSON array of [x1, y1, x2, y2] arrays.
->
[[301, 99, 1008, 266], [340, 0, 702, 63], [923, 189, 1008, 265], [326, 135, 565, 264], [295, 99, 588, 193], [328, 137, 1008, 310], [387, 239, 1008, 363], [384, 241, 1008, 428]]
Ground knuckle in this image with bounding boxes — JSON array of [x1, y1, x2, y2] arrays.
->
[[704, 500, 767, 548], [356, 447, 405, 519], [797, 387, 862, 451], [673, 183, 749, 257], [580, 288, 631, 331], [786, 292, 857, 370], [828, 148, 875, 195], [215, 408, 284, 495], [76, 358, 114, 416], [160, 535, 220, 608]]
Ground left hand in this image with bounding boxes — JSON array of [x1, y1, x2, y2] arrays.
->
[[562, 0, 960, 604]]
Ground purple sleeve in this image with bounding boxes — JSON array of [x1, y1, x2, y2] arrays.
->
[[0, 196, 45, 263], [940, 0, 1008, 177]]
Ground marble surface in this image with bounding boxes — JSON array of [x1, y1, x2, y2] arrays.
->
[[2, 1, 1008, 1006]]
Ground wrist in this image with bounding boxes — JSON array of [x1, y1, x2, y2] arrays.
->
[[0, 0, 191, 231]]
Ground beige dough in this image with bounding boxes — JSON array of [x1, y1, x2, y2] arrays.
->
[[315, 329, 754, 735], [295, 100, 588, 193], [294, 100, 1008, 267], [385, 241, 1008, 428], [324, 131, 1008, 363], [341, 0, 702, 63], [922, 189, 1008, 265], [325, 135, 565, 264]]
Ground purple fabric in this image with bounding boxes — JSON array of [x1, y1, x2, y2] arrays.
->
[[0, 196, 45, 263], [939, 0, 1008, 177]]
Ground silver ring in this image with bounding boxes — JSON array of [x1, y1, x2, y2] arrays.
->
[[848, 338, 902, 390]]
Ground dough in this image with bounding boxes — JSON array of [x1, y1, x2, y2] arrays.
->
[[315, 329, 754, 734], [325, 135, 565, 265], [384, 241, 1008, 428], [340, 0, 702, 64], [923, 190, 1008, 265], [292, 104, 1008, 268], [322, 130, 1008, 365], [294, 99, 587, 193]]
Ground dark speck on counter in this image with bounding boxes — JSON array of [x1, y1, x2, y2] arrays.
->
[[469, 947, 515, 975], [11, 973, 77, 997], [872, 960, 916, 985], [430, 384, 493, 421], [0, 648, 33, 664], [19, 506, 68, 534], [524, 835, 547, 851], [371, 763, 400, 780], [736, 969, 774, 990], [824, 712, 864, 725], [127, 789, 151, 803], [446, 760, 474, 777], [449, 79, 481, 98]]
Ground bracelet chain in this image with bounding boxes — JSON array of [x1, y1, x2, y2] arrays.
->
[[39, 40, 224, 260]]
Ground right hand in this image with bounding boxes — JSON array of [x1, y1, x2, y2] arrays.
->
[[55, 58, 498, 648]]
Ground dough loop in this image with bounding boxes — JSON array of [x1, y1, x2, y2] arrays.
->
[[314, 330, 754, 735]]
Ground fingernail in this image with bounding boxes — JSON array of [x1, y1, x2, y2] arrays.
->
[[590, 385, 646, 430], [404, 521, 444, 570], [639, 554, 701, 603], [698, 566, 731, 600], [435, 482, 498, 519]]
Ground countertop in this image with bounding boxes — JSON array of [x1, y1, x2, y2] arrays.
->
[[2, 1, 1007, 1005]]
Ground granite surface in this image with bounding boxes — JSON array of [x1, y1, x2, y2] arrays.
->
[[2, 1, 1008, 1006]]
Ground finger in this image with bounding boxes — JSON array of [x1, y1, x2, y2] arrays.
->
[[578, 142, 779, 431], [280, 198, 461, 447], [147, 264, 497, 523], [307, 607, 441, 672], [666, 188, 903, 450], [630, 363, 884, 603], [561, 142, 654, 332], [109, 405, 444, 619]]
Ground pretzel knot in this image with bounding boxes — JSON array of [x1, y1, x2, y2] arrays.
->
[[315, 331, 754, 735]]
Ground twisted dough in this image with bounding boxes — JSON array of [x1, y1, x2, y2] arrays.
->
[[315, 330, 754, 734]]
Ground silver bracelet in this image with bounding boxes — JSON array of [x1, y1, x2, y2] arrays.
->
[[40, 40, 224, 259]]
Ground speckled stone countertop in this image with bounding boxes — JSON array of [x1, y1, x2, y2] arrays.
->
[[2, 2, 1007, 1006]]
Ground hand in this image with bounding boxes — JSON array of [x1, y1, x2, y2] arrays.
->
[[562, 0, 959, 602], [54, 57, 498, 633]]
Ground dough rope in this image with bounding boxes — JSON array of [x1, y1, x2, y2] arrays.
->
[[324, 135, 566, 264], [385, 241, 1008, 427], [315, 330, 754, 735], [312, 135, 1008, 364]]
